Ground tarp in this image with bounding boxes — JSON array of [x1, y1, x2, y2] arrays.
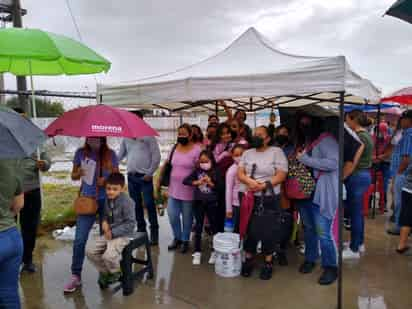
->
[[97, 27, 380, 111]]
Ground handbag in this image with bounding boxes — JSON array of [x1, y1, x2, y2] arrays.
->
[[160, 144, 177, 187], [285, 133, 332, 200], [284, 158, 316, 200], [74, 195, 98, 215]]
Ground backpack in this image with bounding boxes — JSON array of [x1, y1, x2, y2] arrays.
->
[[285, 133, 331, 200]]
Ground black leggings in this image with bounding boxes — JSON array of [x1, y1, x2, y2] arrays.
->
[[193, 200, 219, 252], [20, 188, 42, 264]]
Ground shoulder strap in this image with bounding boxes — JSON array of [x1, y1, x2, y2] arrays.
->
[[250, 163, 257, 179], [169, 144, 178, 163]]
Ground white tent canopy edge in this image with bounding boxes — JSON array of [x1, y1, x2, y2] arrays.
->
[[97, 27, 381, 112]]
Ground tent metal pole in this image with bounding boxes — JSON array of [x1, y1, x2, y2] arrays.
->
[[337, 91, 345, 309], [372, 103, 382, 219]]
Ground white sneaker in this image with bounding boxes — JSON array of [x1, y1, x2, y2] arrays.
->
[[208, 251, 217, 264], [342, 248, 360, 260], [343, 242, 365, 254], [359, 244, 366, 254], [192, 252, 201, 265]]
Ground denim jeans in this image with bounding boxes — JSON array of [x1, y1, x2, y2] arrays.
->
[[167, 197, 193, 242], [128, 173, 159, 232], [345, 169, 372, 252], [297, 200, 337, 268], [394, 174, 406, 230], [0, 227, 23, 309], [71, 199, 105, 277]]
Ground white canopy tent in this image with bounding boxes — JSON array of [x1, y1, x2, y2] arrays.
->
[[98, 28, 381, 309], [97, 27, 380, 112]]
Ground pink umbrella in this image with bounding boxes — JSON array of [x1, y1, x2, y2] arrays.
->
[[45, 105, 158, 138]]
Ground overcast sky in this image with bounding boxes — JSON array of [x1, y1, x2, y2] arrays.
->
[[4, 0, 412, 107]]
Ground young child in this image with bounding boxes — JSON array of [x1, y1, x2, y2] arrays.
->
[[225, 144, 246, 233], [86, 172, 136, 287], [183, 150, 223, 265]]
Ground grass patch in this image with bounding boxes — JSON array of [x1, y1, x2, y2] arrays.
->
[[40, 184, 77, 234], [43, 171, 70, 180]]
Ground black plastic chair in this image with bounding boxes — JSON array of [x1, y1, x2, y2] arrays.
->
[[118, 232, 154, 296]]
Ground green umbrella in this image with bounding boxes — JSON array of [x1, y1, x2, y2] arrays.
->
[[385, 0, 412, 24], [0, 27, 111, 118], [0, 28, 111, 75]]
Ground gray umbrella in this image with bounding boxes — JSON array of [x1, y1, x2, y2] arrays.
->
[[0, 105, 46, 159]]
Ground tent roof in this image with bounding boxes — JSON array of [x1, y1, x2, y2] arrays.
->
[[97, 27, 380, 112]]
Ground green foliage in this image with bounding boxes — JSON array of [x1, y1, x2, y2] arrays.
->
[[6, 96, 65, 117], [41, 184, 77, 228]]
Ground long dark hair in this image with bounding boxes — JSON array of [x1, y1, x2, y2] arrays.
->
[[196, 150, 218, 180], [83, 137, 113, 172], [210, 122, 231, 152], [191, 124, 204, 143], [294, 113, 323, 147]]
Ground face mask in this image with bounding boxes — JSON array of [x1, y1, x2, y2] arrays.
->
[[199, 162, 212, 171], [275, 135, 289, 146], [251, 136, 264, 149], [177, 136, 189, 145], [87, 138, 101, 151], [233, 157, 241, 164]]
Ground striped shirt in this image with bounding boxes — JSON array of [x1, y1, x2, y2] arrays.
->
[[391, 128, 412, 176]]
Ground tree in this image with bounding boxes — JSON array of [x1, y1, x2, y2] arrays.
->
[[6, 96, 65, 117]]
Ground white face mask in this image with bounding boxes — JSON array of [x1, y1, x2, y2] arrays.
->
[[87, 138, 101, 151], [199, 162, 212, 171]]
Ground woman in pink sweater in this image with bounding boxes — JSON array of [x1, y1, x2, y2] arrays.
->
[[225, 144, 246, 233]]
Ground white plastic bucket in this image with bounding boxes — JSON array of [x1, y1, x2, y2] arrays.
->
[[213, 233, 241, 278]]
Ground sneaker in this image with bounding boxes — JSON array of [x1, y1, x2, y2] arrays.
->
[[359, 244, 366, 254], [344, 242, 366, 254], [168, 239, 182, 251], [21, 262, 36, 273], [342, 248, 360, 260], [277, 253, 288, 266], [63, 275, 82, 293], [387, 227, 400, 236], [259, 262, 273, 280], [241, 259, 254, 277], [180, 241, 189, 254], [192, 252, 201, 265], [318, 267, 338, 285], [208, 251, 217, 265], [299, 261, 316, 274], [299, 244, 305, 255]]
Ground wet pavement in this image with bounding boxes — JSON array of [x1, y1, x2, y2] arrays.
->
[[19, 215, 412, 309]]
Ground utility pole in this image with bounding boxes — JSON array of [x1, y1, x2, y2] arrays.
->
[[12, 0, 28, 113]]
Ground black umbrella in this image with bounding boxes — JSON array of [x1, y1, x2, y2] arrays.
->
[[385, 0, 412, 24]]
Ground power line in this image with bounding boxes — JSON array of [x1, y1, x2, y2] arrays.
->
[[64, 0, 98, 84]]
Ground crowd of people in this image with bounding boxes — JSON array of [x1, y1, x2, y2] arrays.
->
[[3, 105, 412, 308]]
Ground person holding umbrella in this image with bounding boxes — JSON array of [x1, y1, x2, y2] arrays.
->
[[64, 137, 119, 293], [12, 108, 52, 274], [118, 110, 161, 245]]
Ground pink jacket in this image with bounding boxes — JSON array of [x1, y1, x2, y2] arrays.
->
[[226, 162, 240, 212]]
